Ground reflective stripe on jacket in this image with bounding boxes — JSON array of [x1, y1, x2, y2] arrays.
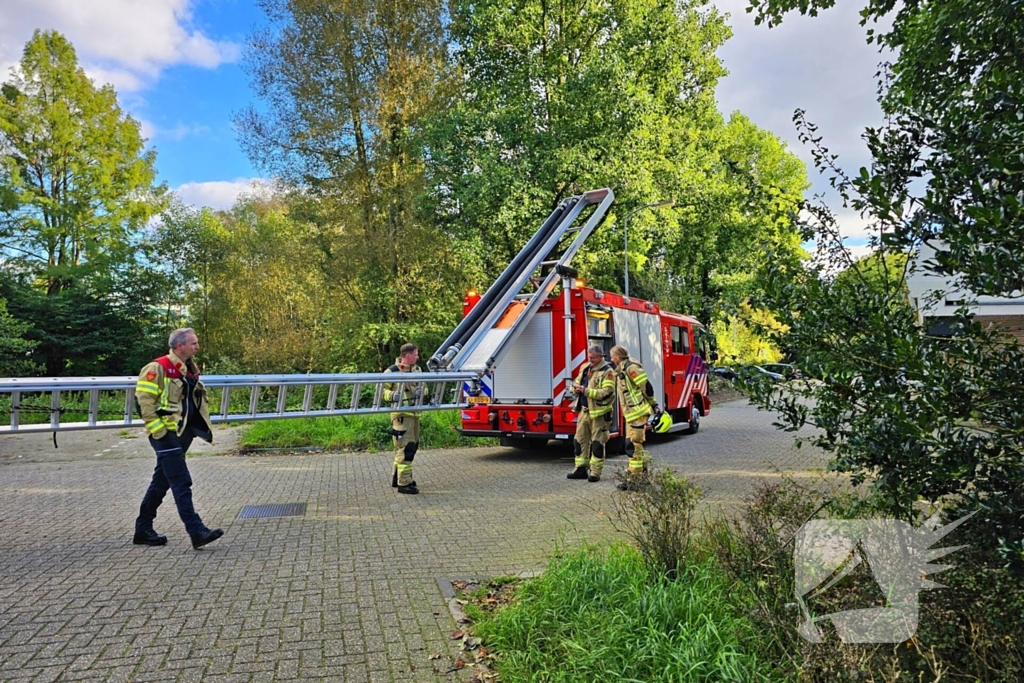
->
[[575, 360, 616, 417], [618, 358, 656, 423], [135, 351, 214, 442]]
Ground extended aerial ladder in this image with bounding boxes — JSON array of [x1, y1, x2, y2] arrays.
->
[[0, 189, 614, 435]]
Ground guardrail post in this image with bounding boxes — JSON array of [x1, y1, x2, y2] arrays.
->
[[88, 390, 99, 427], [51, 390, 61, 430], [220, 386, 231, 419], [124, 389, 134, 425]]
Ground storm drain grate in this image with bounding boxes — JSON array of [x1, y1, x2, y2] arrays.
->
[[237, 503, 307, 520]]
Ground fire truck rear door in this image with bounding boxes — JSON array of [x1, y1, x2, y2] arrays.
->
[[491, 312, 553, 402]]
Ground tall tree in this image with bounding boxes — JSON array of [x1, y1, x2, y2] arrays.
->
[[0, 30, 166, 296], [426, 0, 806, 323], [237, 0, 471, 366], [743, 0, 1024, 575], [153, 192, 337, 374], [429, 0, 728, 265], [0, 30, 168, 375], [0, 297, 38, 376], [153, 198, 232, 346]]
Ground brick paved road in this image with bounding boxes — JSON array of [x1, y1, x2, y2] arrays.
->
[[0, 399, 828, 682]]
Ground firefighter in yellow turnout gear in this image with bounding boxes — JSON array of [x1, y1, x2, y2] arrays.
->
[[383, 343, 429, 495], [610, 345, 658, 490], [566, 345, 617, 482]]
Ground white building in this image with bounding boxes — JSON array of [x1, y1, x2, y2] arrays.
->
[[906, 242, 1024, 343]]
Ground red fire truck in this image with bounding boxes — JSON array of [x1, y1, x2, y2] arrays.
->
[[458, 281, 713, 448]]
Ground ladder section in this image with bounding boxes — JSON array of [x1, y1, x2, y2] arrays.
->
[[0, 371, 477, 435], [428, 196, 579, 372], [449, 188, 615, 374]]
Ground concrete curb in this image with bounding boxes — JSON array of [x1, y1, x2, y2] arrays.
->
[[437, 570, 543, 626]]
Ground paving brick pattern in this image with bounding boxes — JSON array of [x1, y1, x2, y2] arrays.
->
[[0, 399, 828, 682]]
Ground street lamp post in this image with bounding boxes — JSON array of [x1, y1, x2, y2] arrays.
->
[[623, 199, 675, 298]]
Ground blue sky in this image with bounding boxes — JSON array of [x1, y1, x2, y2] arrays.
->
[[2, 0, 885, 253], [130, 0, 262, 186]]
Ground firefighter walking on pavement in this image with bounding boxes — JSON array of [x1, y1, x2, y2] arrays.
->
[[133, 328, 224, 549], [610, 345, 659, 490], [566, 345, 617, 482], [383, 343, 429, 494]]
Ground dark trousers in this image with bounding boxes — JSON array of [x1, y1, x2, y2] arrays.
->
[[136, 429, 206, 537]]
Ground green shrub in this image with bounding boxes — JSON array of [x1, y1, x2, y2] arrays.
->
[[611, 468, 703, 579], [474, 543, 778, 682], [705, 479, 1024, 682]]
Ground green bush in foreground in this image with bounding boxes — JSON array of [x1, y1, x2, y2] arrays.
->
[[469, 471, 1021, 682], [240, 409, 497, 450], [474, 543, 777, 683], [706, 479, 1024, 682]]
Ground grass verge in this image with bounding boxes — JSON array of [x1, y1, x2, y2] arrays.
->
[[240, 409, 498, 451], [463, 543, 777, 682], [456, 470, 1022, 682]]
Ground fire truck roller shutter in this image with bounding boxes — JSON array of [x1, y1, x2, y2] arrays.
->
[[492, 312, 553, 401], [611, 308, 665, 408], [636, 311, 664, 407]]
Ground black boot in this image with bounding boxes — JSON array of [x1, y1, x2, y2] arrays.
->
[[397, 483, 419, 494], [191, 528, 224, 549], [588, 474, 601, 482], [566, 467, 589, 480], [132, 529, 167, 546]]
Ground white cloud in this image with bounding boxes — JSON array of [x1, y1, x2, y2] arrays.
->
[[799, 206, 881, 242], [129, 117, 209, 145], [0, 0, 240, 91], [846, 242, 875, 262], [715, 0, 891, 200], [174, 178, 270, 211], [834, 209, 877, 240], [137, 118, 158, 142], [78, 64, 146, 93]]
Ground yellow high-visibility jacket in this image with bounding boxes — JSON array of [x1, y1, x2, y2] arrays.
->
[[617, 358, 656, 424], [574, 360, 616, 417], [135, 351, 214, 441]]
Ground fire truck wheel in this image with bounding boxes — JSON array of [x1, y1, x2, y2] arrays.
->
[[606, 435, 624, 457], [682, 401, 701, 435]]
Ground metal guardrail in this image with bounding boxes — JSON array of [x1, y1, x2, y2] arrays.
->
[[0, 372, 478, 434]]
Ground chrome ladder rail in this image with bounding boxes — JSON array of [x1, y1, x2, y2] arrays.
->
[[0, 371, 477, 435]]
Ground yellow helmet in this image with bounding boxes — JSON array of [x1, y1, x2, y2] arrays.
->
[[652, 411, 673, 434]]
